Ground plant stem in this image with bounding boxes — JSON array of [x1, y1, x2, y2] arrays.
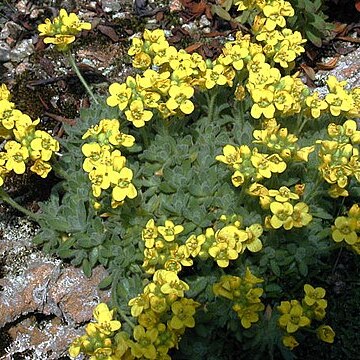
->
[[117, 307, 136, 330], [207, 90, 217, 123], [0, 188, 39, 222], [67, 51, 99, 104]]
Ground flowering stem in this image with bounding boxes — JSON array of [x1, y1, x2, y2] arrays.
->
[[67, 51, 99, 104], [207, 90, 217, 123], [111, 271, 136, 330], [0, 188, 39, 222], [297, 118, 309, 135]]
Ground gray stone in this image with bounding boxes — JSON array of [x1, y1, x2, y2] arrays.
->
[[0, 42, 11, 62], [0, 21, 23, 40], [102, 0, 122, 13], [9, 39, 34, 63]]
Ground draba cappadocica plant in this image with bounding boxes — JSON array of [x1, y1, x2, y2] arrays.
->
[[1, 0, 359, 359]]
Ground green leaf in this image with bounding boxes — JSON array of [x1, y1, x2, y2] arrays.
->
[[270, 260, 281, 277], [187, 276, 209, 297], [159, 182, 177, 194], [82, 258, 92, 277], [305, 30, 322, 47], [264, 283, 282, 294], [212, 5, 232, 21], [57, 248, 74, 259], [298, 261, 308, 277], [311, 206, 333, 220], [98, 275, 113, 289]]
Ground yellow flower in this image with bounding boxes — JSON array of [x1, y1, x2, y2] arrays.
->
[[166, 85, 194, 115], [155, 270, 189, 297], [231, 170, 245, 187], [250, 89, 276, 119], [263, 5, 287, 30], [132, 52, 152, 70], [316, 325, 335, 344], [0, 84, 11, 101], [278, 300, 311, 333], [325, 90, 353, 116], [157, 220, 184, 242], [30, 130, 59, 161], [82, 143, 104, 172], [216, 144, 243, 168], [251, 151, 272, 178], [69, 336, 86, 358], [112, 167, 137, 202], [142, 219, 158, 248], [282, 335, 299, 350], [305, 92, 328, 118], [332, 216, 358, 245], [125, 100, 153, 128], [292, 202, 312, 228], [268, 186, 299, 202], [208, 242, 238, 268], [30, 159, 52, 178], [93, 303, 121, 335], [269, 201, 294, 230], [131, 325, 158, 359], [128, 37, 144, 56], [233, 303, 264, 329], [204, 64, 227, 89], [303, 284, 327, 307], [185, 234, 206, 257], [343, 119, 360, 144], [273, 45, 296, 68], [43, 34, 75, 50], [128, 294, 150, 317], [89, 167, 111, 197], [237, 224, 263, 253], [295, 146, 315, 162], [38, 9, 91, 50], [169, 298, 199, 330], [273, 89, 293, 112], [4, 141, 29, 174], [106, 83, 132, 110]]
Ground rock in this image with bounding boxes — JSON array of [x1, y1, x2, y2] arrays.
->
[[44, 266, 111, 324], [0, 21, 23, 40], [315, 46, 360, 96], [9, 39, 34, 63], [0, 208, 111, 358], [0, 42, 10, 62], [0, 256, 111, 327], [5, 316, 85, 359], [102, 0, 122, 13]]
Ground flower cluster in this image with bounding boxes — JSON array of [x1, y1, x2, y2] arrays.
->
[[216, 143, 287, 188], [142, 219, 192, 274], [81, 118, 137, 208], [216, 119, 315, 190], [106, 28, 209, 124], [317, 119, 360, 198], [332, 204, 360, 254], [208, 222, 264, 267], [277, 284, 334, 350], [0, 84, 59, 186], [213, 268, 265, 328], [247, 183, 313, 230], [37, 8, 91, 51], [69, 303, 122, 359], [252, 119, 315, 161], [126, 270, 200, 359]]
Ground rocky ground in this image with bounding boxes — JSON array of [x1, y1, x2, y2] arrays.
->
[[0, 0, 360, 359]]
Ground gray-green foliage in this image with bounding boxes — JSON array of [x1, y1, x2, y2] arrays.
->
[[31, 87, 346, 358]]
